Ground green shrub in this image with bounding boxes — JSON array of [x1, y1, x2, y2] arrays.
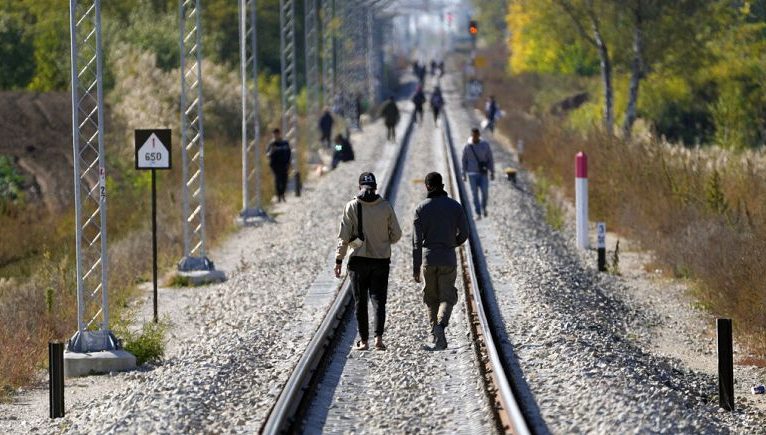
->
[[121, 320, 168, 366]]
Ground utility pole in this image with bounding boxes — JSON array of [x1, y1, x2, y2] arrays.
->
[[305, 0, 321, 153], [280, 0, 301, 196], [177, 0, 224, 283], [321, 0, 335, 111], [65, 0, 134, 375], [238, 0, 269, 225]]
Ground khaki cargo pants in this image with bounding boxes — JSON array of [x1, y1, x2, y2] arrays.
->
[[422, 265, 458, 328]]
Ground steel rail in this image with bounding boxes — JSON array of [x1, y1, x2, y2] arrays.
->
[[260, 107, 417, 435], [440, 111, 531, 435]]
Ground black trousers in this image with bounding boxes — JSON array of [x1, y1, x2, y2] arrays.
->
[[348, 257, 390, 341], [432, 107, 441, 122], [272, 167, 289, 198], [320, 130, 331, 148], [386, 125, 396, 141], [414, 106, 423, 122]]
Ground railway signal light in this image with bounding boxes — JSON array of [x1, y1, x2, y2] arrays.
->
[[469, 20, 478, 36]]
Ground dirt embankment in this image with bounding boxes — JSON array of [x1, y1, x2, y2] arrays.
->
[[0, 91, 77, 213]]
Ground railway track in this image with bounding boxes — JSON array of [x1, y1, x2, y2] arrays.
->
[[260, 84, 533, 434]]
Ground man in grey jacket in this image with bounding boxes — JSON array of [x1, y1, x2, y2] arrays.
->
[[461, 128, 495, 219], [413, 172, 469, 350], [336, 172, 402, 350]]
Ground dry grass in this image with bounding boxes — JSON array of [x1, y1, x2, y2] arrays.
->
[[0, 49, 284, 398], [477, 45, 766, 357]]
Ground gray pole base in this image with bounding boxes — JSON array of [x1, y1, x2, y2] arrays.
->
[[236, 207, 272, 227], [176, 255, 226, 286], [65, 330, 136, 377]]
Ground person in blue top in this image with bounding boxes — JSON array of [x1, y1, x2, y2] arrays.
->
[[461, 128, 495, 219]]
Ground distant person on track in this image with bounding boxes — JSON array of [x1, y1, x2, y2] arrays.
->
[[413, 172, 469, 350], [416, 63, 427, 85], [331, 133, 355, 170], [381, 96, 400, 142], [335, 172, 402, 351], [266, 128, 291, 202], [461, 128, 495, 219], [318, 108, 334, 148], [484, 95, 499, 132], [412, 86, 426, 124], [430, 85, 444, 123]]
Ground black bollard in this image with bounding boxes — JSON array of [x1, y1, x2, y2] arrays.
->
[[596, 223, 607, 272], [49, 341, 64, 418], [717, 318, 735, 411]]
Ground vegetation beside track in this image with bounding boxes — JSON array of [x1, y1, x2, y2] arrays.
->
[[466, 0, 766, 357], [0, 0, 307, 398], [474, 44, 766, 358]]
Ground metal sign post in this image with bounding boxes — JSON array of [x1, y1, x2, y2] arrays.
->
[[596, 222, 606, 272], [135, 129, 172, 322], [238, 0, 269, 225], [177, 0, 224, 283]]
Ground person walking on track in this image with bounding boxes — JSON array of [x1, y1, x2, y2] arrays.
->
[[335, 172, 402, 351], [266, 128, 291, 202], [484, 95, 499, 132], [430, 85, 444, 123], [381, 96, 400, 142], [413, 172, 468, 350], [412, 86, 426, 124], [461, 128, 495, 219], [318, 108, 334, 148]]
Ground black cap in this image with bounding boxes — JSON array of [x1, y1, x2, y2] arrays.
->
[[425, 172, 443, 188], [359, 172, 377, 188]]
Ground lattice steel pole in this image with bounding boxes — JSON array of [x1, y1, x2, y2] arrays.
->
[[280, 0, 301, 196], [238, 0, 269, 225], [321, 0, 335, 111], [68, 0, 120, 353], [305, 0, 320, 150], [177, 0, 223, 280], [366, 7, 379, 104]]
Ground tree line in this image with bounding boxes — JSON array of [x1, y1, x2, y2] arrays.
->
[[506, 0, 766, 149], [0, 0, 294, 92]]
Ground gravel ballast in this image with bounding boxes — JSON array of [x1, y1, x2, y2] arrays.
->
[[303, 82, 494, 433], [443, 73, 766, 433], [0, 96, 412, 434]]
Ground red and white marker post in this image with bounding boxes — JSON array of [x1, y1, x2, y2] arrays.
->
[[575, 152, 589, 250]]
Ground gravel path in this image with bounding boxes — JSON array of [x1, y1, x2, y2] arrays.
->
[[443, 74, 766, 433], [0, 87, 413, 434], [303, 81, 495, 434]]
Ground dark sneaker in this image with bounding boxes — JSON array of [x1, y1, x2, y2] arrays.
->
[[483, 209, 488, 217], [433, 324, 447, 350]]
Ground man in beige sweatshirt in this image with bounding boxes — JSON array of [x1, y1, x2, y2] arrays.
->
[[335, 172, 402, 350]]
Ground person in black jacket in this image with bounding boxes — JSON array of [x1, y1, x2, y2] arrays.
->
[[266, 128, 291, 202], [430, 86, 444, 123], [318, 109, 334, 148], [412, 172, 469, 350], [380, 97, 400, 142], [412, 86, 426, 124]]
